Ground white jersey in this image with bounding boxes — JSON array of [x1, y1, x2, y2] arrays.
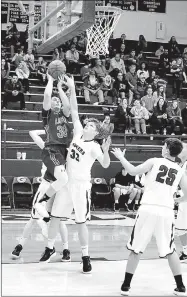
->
[[141, 157, 185, 209], [66, 134, 102, 181]]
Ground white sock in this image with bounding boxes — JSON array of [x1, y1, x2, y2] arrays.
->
[[19, 237, 27, 247], [135, 200, 139, 205], [48, 238, 56, 250], [62, 242, 68, 250], [183, 245, 187, 255], [128, 199, 133, 205], [81, 245, 88, 257]]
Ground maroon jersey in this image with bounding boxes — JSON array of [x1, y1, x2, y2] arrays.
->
[[42, 108, 71, 146]]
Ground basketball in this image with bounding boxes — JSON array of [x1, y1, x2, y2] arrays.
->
[[48, 60, 66, 80]]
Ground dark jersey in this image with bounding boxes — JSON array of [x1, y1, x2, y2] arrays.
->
[[115, 172, 135, 186], [42, 108, 71, 146]]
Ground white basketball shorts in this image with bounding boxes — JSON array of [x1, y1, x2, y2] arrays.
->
[[127, 204, 176, 258], [175, 202, 187, 236], [51, 180, 91, 223]]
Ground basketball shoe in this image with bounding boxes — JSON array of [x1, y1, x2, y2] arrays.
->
[[11, 244, 23, 259], [179, 252, 187, 263], [121, 282, 130, 296], [40, 247, 56, 263], [82, 256, 92, 274], [174, 286, 186, 296], [61, 249, 71, 262]]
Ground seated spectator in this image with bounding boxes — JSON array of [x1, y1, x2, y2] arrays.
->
[[168, 36, 180, 60], [170, 58, 187, 99], [114, 98, 132, 133], [183, 52, 187, 75], [151, 75, 160, 92], [80, 58, 91, 81], [101, 112, 114, 135], [134, 72, 148, 100], [147, 70, 156, 85], [92, 58, 107, 82], [125, 64, 138, 105], [153, 85, 166, 104], [59, 47, 65, 61], [126, 49, 138, 68], [119, 44, 128, 57], [137, 35, 147, 54], [77, 32, 87, 52], [152, 97, 168, 134], [113, 168, 138, 212], [159, 48, 170, 77], [71, 36, 79, 48], [113, 71, 127, 104], [1, 58, 10, 91], [12, 49, 24, 68], [155, 44, 164, 58], [65, 44, 80, 73], [24, 49, 35, 71], [52, 48, 60, 60], [83, 70, 104, 104], [136, 51, 144, 67], [101, 75, 114, 104], [141, 86, 157, 113], [114, 33, 127, 51], [104, 55, 111, 72], [36, 57, 47, 85], [167, 100, 184, 135], [137, 62, 149, 80], [130, 100, 149, 134], [181, 103, 187, 128], [16, 61, 30, 94], [2, 75, 25, 110], [110, 53, 126, 76]]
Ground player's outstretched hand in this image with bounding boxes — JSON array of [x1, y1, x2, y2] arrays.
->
[[46, 71, 54, 82], [63, 74, 75, 89], [111, 148, 125, 160], [57, 75, 64, 87], [102, 136, 111, 152]]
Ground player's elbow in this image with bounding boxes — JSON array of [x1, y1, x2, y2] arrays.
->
[[102, 161, 110, 168]]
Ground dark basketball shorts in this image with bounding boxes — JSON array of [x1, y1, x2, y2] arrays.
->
[[41, 145, 67, 181]]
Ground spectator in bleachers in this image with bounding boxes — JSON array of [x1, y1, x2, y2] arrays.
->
[[167, 100, 184, 135], [104, 55, 111, 72], [12, 49, 24, 68], [125, 64, 138, 105], [168, 36, 180, 60], [92, 58, 107, 82], [71, 36, 79, 48], [181, 103, 187, 129], [80, 58, 91, 81], [1, 50, 8, 61], [59, 48, 65, 61], [141, 86, 156, 112], [113, 168, 138, 212], [136, 51, 144, 67], [147, 70, 156, 85], [152, 97, 168, 134], [113, 71, 127, 103], [36, 57, 47, 85], [151, 75, 160, 92], [183, 52, 187, 75], [101, 112, 114, 135], [65, 43, 80, 73], [77, 32, 87, 52], [153, 84, 166, 104], [2, 75, 25, 110], [159, 48, 170, 77], [5, 22, 19, 57], [155, 44, 164, 58], [22, 25, 29, 52], [52, 48, 60, 60], [114, 98, 132, 133], [110, 53, 126, 75], [83, 70, 104, 104], [137, 35, 147, 53], [170, 58, 187, 99], [134, 72, 148, 100], [137, 62, 149, 80], [115, 33, 127, 51], [101, 75, 114, 104], [24, 49, 35, 71], [126, 49, 138, 68], [119, 44, 128, 57], [16, 61, 30, 94], [130, 100, 149, 134], [1, 58, 10, 91]]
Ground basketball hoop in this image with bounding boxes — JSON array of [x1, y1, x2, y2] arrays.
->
[[86, 6, 123, 57]]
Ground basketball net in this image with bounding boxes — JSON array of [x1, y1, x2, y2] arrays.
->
[[86, 6, 122, 57]]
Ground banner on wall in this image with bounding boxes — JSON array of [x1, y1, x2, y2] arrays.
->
[[1, 2, 8, 23], [9, 3, 41, 24], [105, 0, 137, 11], [138, 0, 166, 13]]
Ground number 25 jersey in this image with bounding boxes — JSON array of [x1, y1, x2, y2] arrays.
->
[[141, 158, 185, 209]]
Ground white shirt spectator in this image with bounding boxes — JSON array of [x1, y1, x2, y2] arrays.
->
[[110, 55, 126, 75], [66, 47, 79, 63]]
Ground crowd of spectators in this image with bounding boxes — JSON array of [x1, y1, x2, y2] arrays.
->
[[2, 22, 187, 134]]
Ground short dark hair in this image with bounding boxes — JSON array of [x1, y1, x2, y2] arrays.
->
[[165, 138, 183, 157]]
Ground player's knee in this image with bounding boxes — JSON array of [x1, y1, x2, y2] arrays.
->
[[54, 165, 68, 184], [113, 187, 120, 197]]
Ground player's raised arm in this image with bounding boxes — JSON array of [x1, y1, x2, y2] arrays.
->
[[63, 74, 83, 134], [94, 137, 111, 168], [111, 148, 154, 175], [57, 75, 70, 118], [43, 73, 54, 111], [29, 130, 45, 150]]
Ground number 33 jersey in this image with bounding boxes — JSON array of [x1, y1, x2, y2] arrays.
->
[[66, 134, 102, 181], [141, 158, 185, 209]]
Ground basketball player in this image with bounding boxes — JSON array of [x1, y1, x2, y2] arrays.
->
[[112, 138, 187, 296], [34, 74, 71, 218], [11, 130, 69, 261], [39, 75, 111, 274]]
